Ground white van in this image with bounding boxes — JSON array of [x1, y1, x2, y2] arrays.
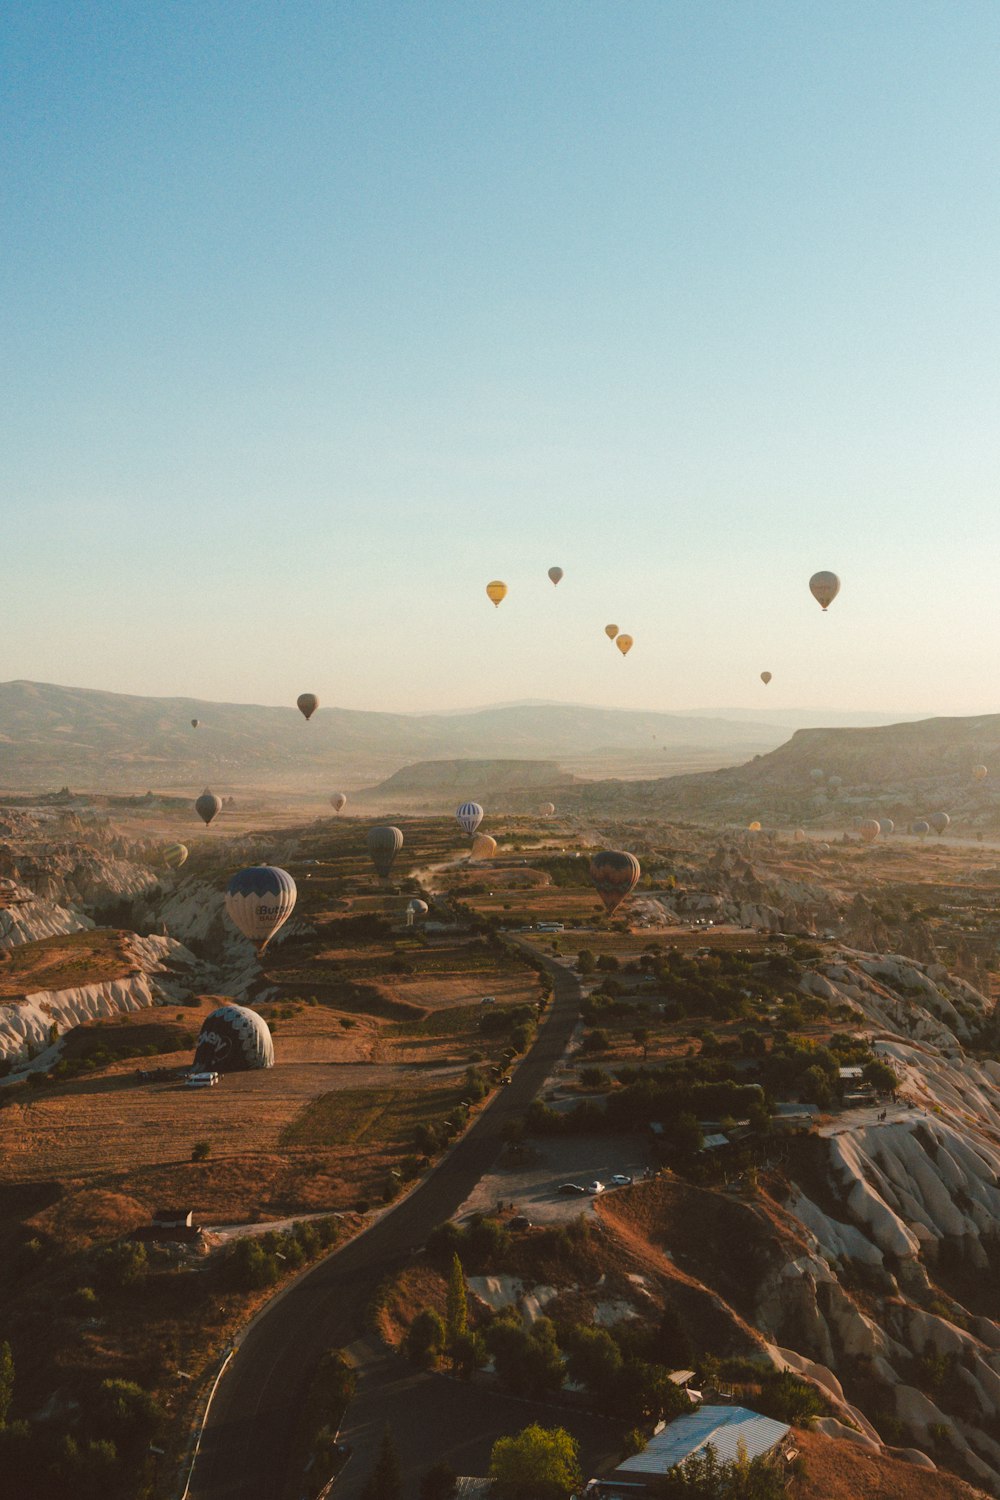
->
[[186, 1072, 220, 1088]]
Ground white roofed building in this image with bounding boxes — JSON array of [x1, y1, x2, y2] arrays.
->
[[593, 1406, 791, 1497]]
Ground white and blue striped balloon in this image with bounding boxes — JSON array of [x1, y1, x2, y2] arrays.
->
[[224, 866, 297, 951], [456, 801, 484, 835]]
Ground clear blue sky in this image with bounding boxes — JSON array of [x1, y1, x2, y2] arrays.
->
[[3, 1, 999, 716]]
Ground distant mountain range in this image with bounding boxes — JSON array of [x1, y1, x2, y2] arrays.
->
[[0, 680, 784, 791]]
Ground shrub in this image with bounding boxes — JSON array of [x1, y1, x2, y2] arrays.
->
[[191, 1139, 211, 1161], [404, 1309, 445, 1368], [92, 1240, 147, 1291]]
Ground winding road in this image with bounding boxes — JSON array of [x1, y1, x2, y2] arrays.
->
[[188, 946, 582, 1500]]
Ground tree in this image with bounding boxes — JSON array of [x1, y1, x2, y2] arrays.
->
[[576, 950, 596, 975], [565, 1326, 621, 1398], [404, 1309, 445, 1368], [489, 1424, 582, 1500], [445, 1254, 468, 1355], [419, 1460, 457, 1500], [93, 1378, 165, 1462], [192, 1139, 211, 1161], [863, 1058, 896, 1093], [801, 1064, 832, 1109], [632, 1027, 651, 1060], [484, 1317, 564, 1399], [360, 1427, 402, 1500], [0, 1342, 12, 1428], [665, 1112, 703, 1157]]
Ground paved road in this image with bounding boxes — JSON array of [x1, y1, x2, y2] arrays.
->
[[188, 949, 581, 1500]]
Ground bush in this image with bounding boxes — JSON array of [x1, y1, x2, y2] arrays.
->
[[223, 1237, 280, 1291], [404, 1309, 445, 1368], [92, 1240, 147, 1291], [191, 1139, 211, 1161], [753, 1370, 823, 1424]]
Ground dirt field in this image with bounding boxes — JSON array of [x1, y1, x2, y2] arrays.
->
[[0, 928, 136, 998], [794, 1429, 984, 1500], [458, 1134, 651, 1223]]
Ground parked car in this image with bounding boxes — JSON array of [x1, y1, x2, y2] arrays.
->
[[185, 1072, 219, 1088], [609, 1174, 633, 1187], [480, 996, 496, 1005], [508, 1215, 532, 1230], [558, 1183, 586, 1196], [586, 1181, 605, 1195], [500, 1075, 512, 1085]]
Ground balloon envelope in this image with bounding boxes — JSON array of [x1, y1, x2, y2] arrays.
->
[[193, 1003, 274, 1073], [878, 818, 894, 835], [793, 829, 807, 843], [859, 820, 881, 844], [163, 843, 188, 869], [407, 898, 428, 918], [748, 821, 762, 832], [486, 580, 508, 608], [615, 634, 634, 656], [973, 765, 988, 780], [547, 567, 563, 585], [760, 671, 772, 685], [539, 801, 555, 816], [605, 624, 619, 640], [912, 820, 930, 836], [809, 571, 841, 611], [589, 850, 641, 914], [191, 719, 199, 729], [928, 812, 950, 835], [225, 866, 297, 951], [471, 833, 497, 861], [456, 802, 484, 835], [368, 825, 404, 879], [297, 693, 319, 721], [195, 792, 222, 826], [330, 792, 347, 813]]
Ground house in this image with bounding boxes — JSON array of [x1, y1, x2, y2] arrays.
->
[[838, 1066, 864, 1082], [132, 1208, 202, 1243], [592, 1406, 791, 1497], [770, 1102, 819, 1132]]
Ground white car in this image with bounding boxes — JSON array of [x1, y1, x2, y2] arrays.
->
[[586, 1181, 605, 1194], [609, 1174, 633, 1187]]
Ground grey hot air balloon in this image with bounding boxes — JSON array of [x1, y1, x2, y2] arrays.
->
[[191, 718, 200, 729], [760, 671, 772, 685], [195, 791, 222, 826], [547, 566, 564, 585], [912, 820, 930, 838], [809, 571, 841, 611], [368, 825, 404, 879], [330, 792, 347, 813], [297, 693, 319, 721], [928, 812, 950, 836], [878, 818, 894, 835], [193, 1003, 274, 1072]]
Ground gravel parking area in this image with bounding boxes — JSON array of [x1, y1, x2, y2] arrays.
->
[[458, 1132, 651, 1223]]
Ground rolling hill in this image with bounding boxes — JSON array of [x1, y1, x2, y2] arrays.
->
[[0, 680, 783, 792]]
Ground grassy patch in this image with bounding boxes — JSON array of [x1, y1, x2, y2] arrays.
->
[[0, 929, 135, 998], [280, 1083, 462, 1150]]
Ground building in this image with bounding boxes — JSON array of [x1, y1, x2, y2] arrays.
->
[[592, 1407, 791, 1497], [132, 1208, 202, 1243]]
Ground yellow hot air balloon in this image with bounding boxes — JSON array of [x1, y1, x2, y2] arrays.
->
[[973, 765, 988, 781], [471, 833, 497, 861], [748, 821, 762, 832], [605, 624, 619, 640], [615, 634, 634, 657], [486, 581, 508, 608]]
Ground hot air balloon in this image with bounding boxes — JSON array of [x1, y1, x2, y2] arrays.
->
[[456, 802, 484, 835], [297, 693, 319, 721], [589, 850, 641, 914], [191, 719, 200, 729], [928, 812, 950, 835], [605, 624, 619, 640], [912, 820, 930, 838], [973, 765, 988, 781], [616, 634, 634, 657], [368, 825, 404, 879], [330, 792, 347, 813], [547, 567, 563, 586], [878, 818, 894, 835], [809, 571, 841, 611], [539, 801, 555, 816], [748, 821, 762, 832], [195, 792, 222, 826], [486, 581, 508, 608], [225, 866, 297, 952], [163, 843, 188, 869], [760, 672, 772, 685], [793, 829, 807, 843], [859, 819, 881, 844], [406, 898, 428, 926], [810, 769, 825, 783], [193, 1003, 274, 1072], [471, 833, 497, 861]]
